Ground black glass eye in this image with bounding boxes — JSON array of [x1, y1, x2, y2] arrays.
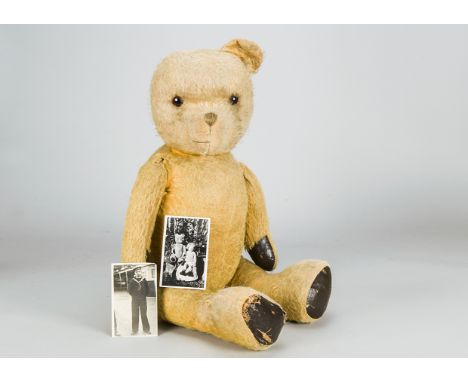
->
[[172, 96, 183, 107], [229, 95, 239, 105]]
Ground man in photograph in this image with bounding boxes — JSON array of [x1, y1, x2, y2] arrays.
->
[[127, 268, 150, 335]]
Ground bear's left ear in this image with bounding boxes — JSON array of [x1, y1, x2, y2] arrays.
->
[[221, 39, 263, 73]]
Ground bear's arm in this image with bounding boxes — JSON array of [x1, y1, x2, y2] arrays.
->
[[121, 152, 167, 263], [241, 163, 278, 271]]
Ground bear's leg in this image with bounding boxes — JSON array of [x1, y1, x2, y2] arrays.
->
[[230, 258, 332, 323], [160, 286, 286, 350]]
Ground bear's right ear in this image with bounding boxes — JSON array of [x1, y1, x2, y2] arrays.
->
[[221, 39, 263, 73]]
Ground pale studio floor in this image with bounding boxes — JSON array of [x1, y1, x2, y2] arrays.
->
[[1, 232, 467, 357]]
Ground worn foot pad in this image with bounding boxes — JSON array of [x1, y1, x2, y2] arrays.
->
[[243, 295, 285, 346], [306, 266, 332, 319]]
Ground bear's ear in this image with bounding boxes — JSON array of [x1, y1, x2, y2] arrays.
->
[[221, 39, 263, 73]]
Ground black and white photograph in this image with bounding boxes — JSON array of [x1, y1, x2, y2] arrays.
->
[[111, 263, 158, 337], [160, 215, 210, 290]]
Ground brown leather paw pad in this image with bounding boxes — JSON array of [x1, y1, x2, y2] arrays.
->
[[248, 236, 276, 271], [242, 295, 285, 346], [306, 266, 332, 319]]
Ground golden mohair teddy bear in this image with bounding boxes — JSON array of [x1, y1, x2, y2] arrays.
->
[[121, 39, 332, 350]]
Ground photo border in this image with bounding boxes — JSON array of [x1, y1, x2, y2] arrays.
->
[[111, 262, 158, 338], [159, 215, 211, 290]]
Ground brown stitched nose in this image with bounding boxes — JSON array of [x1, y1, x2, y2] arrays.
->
[[204, 112, 217, 126]]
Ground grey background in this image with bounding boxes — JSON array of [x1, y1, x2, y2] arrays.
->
[[1, 25, 468, 357]]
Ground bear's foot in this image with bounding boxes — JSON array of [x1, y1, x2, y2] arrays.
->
[[306, 266, 332, 319], [160, 286, 285, 350], [231, 258, 332, 323], [243, 295, 285, 346]]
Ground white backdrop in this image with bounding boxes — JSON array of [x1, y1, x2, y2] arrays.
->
[[2, 25, 468, 244]]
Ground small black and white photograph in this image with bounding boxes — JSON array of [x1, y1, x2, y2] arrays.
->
[[111, 263, 158, 337], [160, 215, 210, 290]]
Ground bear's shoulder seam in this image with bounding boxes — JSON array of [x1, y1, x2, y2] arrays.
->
[[146, 145, 171, 165]]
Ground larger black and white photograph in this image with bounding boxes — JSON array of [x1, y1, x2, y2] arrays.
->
[[111, 263, 158, 337], [160, 215, 210, 290]]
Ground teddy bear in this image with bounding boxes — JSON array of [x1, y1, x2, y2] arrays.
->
[[170, 233, 186, 264], [121, 39, 332, 350]]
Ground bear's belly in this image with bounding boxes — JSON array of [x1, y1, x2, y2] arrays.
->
[[151, 154, 248, 290]]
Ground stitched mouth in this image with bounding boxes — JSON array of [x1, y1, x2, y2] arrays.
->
[[192, 140, 210, 144]]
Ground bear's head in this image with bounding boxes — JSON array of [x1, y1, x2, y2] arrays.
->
[[174, 233, 184, 244], [151, 39, 263, 156]]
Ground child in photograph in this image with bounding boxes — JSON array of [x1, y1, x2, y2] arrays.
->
[[178, 242, 198, 280], [127, 268, 151, 335]]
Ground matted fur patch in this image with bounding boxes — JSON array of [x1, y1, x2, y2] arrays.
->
[[159, 215, 210, 290]]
